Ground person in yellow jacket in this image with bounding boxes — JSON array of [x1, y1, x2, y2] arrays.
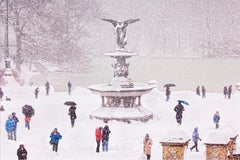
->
[[143, 134, 153, 160]]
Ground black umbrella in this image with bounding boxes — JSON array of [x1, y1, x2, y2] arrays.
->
[[64, 101, 77, 106], [164, 83, 176, 88], [22, 104, 35, 117]]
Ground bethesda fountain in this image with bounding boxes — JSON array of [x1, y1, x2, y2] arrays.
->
[[88, 18, 155, 123]]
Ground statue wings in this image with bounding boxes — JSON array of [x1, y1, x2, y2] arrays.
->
[[101, 18, 140, 27]]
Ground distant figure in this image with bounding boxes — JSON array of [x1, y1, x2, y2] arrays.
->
[[223, 86, 228, 99], [0, 105, 5, 111], [190, 127, 201, 152], [0, 87, 4, 101], [50, 128, 62, 153], [34, 87, 39, 99], [12, 112, 19, 140], [228, 85, 232, 99], [5, 114, 15, 140], [68, 105, 77, 128], [201, 85, 206, 98], [17, 144, 28, 160], [165, 86, 171, 101], [196, 86, 200, 96], [213, 111, 220, 129], [174, 101, 185, 125], [67, 81, 72, 95], [143, 134, 153, 160], [102, 125, 111, 152], [45, 81, 50, 95], [95, 126, 102, 153], [101, 18, 140, 49], [25, 115, 31, 130]]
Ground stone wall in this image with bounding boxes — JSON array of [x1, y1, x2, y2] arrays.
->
[[162, 145, 186, 160], [206, 144, 228, 160]]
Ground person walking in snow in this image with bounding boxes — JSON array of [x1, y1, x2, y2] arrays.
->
[[34, 87, 39, 99], [67, 81, 72, 95], [223, 86, 228, 99], [25, 115, 31, 130], [17, 144, 28, 160], [45, 81, 50, 95], [196, 86, 200, 96], [165, 86, 171, 101], [228, 85, 232, 99], [201, 85, 206, 98], [190, 127, 201, 152], [12, 112, 19, 140], [95, 126, 102, 152], [174, 101, 185, 125], [213, 111, 220, 129], [102, 125, 111, 152], [143, 134, 153, 160], [50, 128, 62, 153], [68, 105, 77, 128], [5, 114, 15, 140]]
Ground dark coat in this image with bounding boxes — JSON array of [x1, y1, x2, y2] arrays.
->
[[102, 125, 111, 141], [17, 147, 27, 159], [69, 106, 77, 120], [174, 103, 184, 119]]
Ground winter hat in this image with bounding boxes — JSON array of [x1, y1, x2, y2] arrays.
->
[[12, 112, 16, 116], [146, 134, 149, 138]]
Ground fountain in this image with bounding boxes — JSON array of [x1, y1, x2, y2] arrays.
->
[[88, 19, 155, 123]]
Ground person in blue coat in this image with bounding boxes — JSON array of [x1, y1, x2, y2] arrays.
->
[[190, 127, 201, 152], [50, 128, 62, 153], [213, 111, 220, 129], [5, 115, 15, 140]]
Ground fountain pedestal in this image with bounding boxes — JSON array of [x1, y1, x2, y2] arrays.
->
[[88, 50, 155, 123]]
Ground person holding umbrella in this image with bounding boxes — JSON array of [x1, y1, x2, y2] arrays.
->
[[164, 84, 175, 101], [68, 105, 77, 128], [174, 100, 188, 125]]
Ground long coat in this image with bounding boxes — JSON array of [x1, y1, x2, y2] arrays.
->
[[69, 106, 77, 120], [174, 103, 184, 119], [143, 137, 153, 155]]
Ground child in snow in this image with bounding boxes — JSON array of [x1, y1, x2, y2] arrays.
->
[[50, 128, 62, 153]]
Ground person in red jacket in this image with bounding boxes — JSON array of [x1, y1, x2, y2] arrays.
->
[[95, 126, 102, 153]]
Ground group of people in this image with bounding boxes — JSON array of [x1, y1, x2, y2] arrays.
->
[[34, 81, 72, 99], [223, 85, 232, 99], [95, 125, 111, 153], [196, 85, 206, 98], [5, 112, 19, 141]]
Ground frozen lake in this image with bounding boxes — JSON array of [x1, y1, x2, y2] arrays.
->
[[31, 57, 240, 93]]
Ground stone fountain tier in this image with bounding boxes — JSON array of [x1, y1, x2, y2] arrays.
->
[[88, 82, 155, 123]]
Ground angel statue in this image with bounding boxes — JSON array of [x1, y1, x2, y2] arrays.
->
[[101, 18, 140, 49]]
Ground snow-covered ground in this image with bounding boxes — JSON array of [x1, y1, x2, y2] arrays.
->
[[1, 77, 240, 160]]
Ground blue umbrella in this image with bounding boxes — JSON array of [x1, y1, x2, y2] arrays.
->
[[177, 100, 189, 105]]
